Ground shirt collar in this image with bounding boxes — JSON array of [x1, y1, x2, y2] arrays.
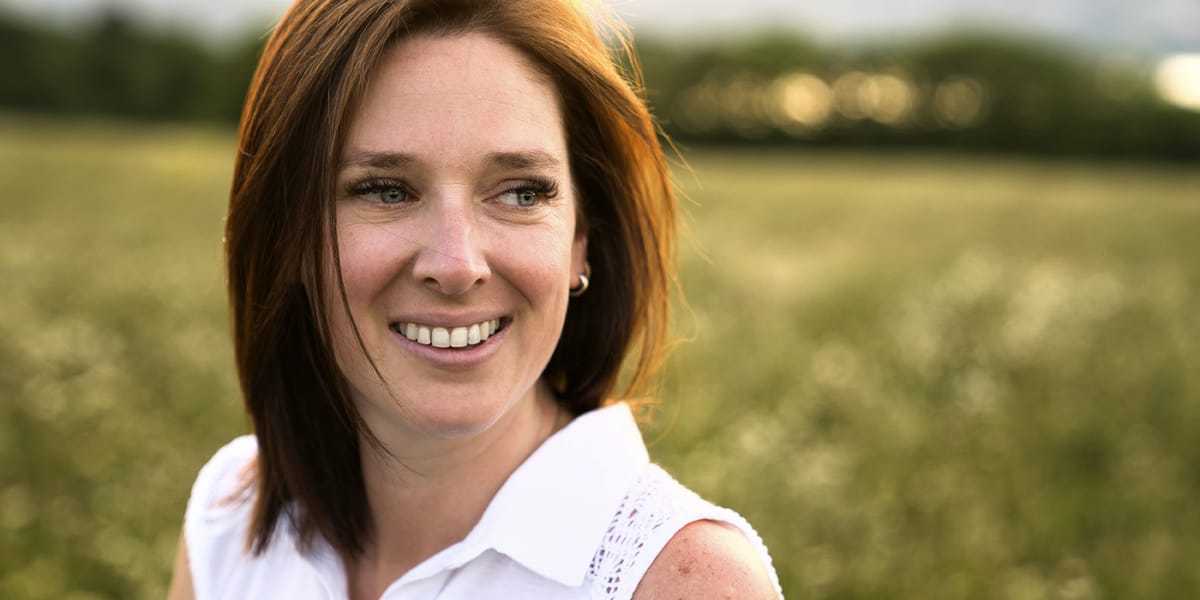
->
[[465, 401, 649, 586], [298, 402, 650, 592]]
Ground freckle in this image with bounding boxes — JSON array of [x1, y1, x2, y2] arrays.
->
[[677, 564, 692, 576]]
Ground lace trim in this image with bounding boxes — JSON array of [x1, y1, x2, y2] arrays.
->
[[584, 464, 781, 599]]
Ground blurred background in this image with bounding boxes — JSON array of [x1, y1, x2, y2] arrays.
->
[[1, 0, 1198, 598]]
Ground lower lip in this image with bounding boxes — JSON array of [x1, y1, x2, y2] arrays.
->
[[391, 324, 507, 368]]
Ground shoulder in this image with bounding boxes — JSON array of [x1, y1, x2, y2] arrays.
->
[[186, 435, 258, 521], [586, 464, 781, 600], [631, 519, 780, 600], [183, 436, 260, 600], [193, 437, 257, 494]]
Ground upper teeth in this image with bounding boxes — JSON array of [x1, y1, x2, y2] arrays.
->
[[396, 319, 500, 349]]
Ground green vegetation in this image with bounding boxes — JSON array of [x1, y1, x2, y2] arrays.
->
[[2, 117, 1199, 599], [4, 10, 1200, 159]]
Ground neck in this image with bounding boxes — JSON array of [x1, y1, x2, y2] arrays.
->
[[346, 381, 570, 597]]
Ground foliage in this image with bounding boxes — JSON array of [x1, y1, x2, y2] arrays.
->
[[0, 117, 243, 599], [639, 31, 1200, 159], [0, 9, 261, 123], [3, 118, 1200, 599], [650, 149, 1200, 597], [3, 11, 1200, 158]]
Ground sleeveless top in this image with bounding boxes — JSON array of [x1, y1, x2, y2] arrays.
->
[[185, 403, 783, 599]]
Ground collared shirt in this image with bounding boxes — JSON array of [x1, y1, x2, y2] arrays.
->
[[185, 403, 781, 599]]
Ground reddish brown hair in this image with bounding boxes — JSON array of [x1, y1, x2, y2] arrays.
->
[[226, 0, 675, 557]]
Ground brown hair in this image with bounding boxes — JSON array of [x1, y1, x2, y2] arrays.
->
[[226, 0, 675, 558]]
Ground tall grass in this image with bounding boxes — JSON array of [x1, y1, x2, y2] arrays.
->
[[2, 117, 1198, 598], [656, 149, 1200, 598]]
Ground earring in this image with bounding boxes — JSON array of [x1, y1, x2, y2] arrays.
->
[[569, 262, 591, 297]]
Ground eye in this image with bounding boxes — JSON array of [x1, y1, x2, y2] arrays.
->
[[496, 178, 559, 208], [349, 179, 412, 205], [501, 189, 541, 207], [373, 185, 409, 205]]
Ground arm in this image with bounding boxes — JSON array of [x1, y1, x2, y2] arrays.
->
[[631, 520, 779, 600], [167, 529, 195, 600]]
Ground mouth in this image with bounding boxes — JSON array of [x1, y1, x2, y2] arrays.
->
[[390, 318, 504, 350]]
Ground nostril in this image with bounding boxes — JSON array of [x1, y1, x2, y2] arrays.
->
[[422, 274, 485, 296], [412, 239, 490, 295]]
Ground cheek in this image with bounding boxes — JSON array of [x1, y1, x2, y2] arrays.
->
[[497, 220, 576, 288], [498, 231, 575, 340], [335, 223, 401, 305], [323, 225, 393, 367]]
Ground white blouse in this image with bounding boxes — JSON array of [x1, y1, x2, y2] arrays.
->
[[185, 403, 782, 599]]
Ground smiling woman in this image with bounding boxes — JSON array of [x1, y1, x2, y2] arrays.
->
[[330, 33, 588, 446], [166, 1, 781, 599]]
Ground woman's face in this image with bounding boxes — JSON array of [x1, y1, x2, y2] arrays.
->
[[329, 32, 586, 439]]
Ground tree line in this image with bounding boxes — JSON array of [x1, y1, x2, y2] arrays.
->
[[1, 11, 260, 123], [3, 10, 1198, 159], [636, 33, 1200, 159]]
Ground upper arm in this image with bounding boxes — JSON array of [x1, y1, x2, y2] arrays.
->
[[631, 519, 779, 600], [167, 529, 196, 600]]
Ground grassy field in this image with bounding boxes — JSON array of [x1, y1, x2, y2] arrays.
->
[[2, 116, 1199, 599]]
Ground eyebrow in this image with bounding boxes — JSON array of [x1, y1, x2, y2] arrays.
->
[[339, 151, 416, 171], [484, 150, 562, 171], [338, 150, 562, 172]]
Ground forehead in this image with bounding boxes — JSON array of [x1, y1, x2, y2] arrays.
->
[[343, 32, 567, 167]]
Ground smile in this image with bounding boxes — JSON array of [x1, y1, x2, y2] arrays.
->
[[391, 319, 502, 349]]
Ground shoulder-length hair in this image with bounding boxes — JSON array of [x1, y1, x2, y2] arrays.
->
[[226, 0, 676, 557]]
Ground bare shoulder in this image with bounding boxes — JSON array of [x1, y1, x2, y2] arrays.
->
[[632, 519, 779, 600]]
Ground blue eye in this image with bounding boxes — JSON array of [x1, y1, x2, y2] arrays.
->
[[497, 178, 559, 208], [501, 189, 541, 207], [374, 185, 408, 204], [349, 179, 411, 205]]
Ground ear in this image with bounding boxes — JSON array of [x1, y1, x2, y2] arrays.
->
[[570, 231, 588, 279]]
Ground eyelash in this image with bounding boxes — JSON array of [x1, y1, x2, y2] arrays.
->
[[500, 176, 560, 209], [348, 178, 412, 205], [345, 176, 560, 208]]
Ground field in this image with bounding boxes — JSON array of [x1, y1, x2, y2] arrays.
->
[[2, 116, 1199, 599]]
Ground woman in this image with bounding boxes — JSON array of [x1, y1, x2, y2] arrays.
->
[[168, 0, 781, 598]]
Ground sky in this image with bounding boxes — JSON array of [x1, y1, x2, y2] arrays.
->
[[3, 0, 1198, 55]]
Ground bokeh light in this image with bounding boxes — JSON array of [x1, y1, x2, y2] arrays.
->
[[1154, 53, 1200, 111], [767, 73, 834, 132], [933, 76, 987, 128]]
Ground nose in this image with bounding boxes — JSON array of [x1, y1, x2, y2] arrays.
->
[[410, 200, 490, 296]]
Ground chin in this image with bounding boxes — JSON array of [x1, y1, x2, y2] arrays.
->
[[397, 388, 526, 439], [416, 408, 502, 438]]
